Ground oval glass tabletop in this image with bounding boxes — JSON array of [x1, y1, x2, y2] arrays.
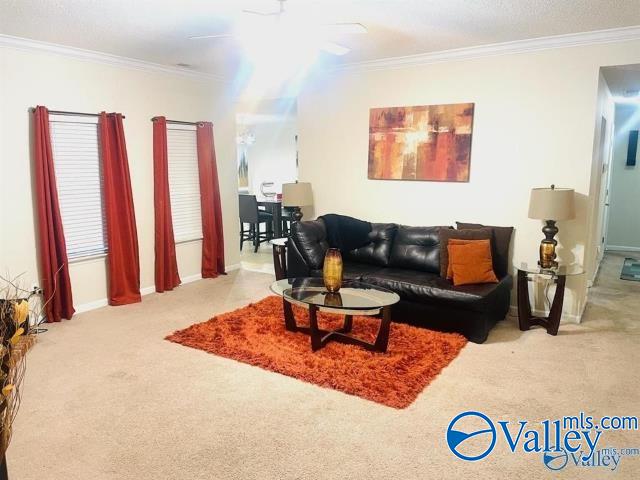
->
[[270, 277, 400, 311], [518, 262, 585, 276]]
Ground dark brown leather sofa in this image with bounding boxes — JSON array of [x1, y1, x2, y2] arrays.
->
[[286, 218, 513, 343]]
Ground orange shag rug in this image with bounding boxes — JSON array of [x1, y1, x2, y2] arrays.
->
[[166, 296, 467, 409]]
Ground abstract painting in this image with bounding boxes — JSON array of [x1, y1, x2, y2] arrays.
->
[[368, 103, 474, 182]]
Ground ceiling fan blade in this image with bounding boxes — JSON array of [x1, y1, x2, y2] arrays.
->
[[321, 42, 351, 56], [320, 23, 367, 35], [241, 9, 279, 17], [189, 34, 234, 40]]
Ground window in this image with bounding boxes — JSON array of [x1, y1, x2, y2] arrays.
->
[[167, 125, 203, 242], [50, 115, 107, 260]]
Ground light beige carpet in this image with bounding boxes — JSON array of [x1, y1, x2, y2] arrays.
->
[[8, 253, 640, 479]]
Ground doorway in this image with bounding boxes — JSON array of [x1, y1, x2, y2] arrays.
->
[[589, 64, 640, 296], [604, 101, 640, 252], [235, 99, 298, 273]]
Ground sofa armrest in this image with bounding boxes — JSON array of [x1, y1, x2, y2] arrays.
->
[[289, 219, 330, 270], [286, 238, 312, 278], [498, 273, 514, 294]]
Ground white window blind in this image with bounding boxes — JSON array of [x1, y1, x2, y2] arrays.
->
[[50, 115, 108, 260], [167, 125, 203, 243]]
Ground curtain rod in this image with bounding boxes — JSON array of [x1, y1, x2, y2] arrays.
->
[[29, 108, 126, 119], [150, 117, 202, 126]]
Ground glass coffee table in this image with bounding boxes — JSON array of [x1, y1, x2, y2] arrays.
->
[[270, 277, 400, 352]]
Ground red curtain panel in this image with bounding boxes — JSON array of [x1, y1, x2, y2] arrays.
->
[[153, 117, 181, 292], [32, 106, 75, 322], [99, 113, 141, 305], [196, 122, 225, 277]]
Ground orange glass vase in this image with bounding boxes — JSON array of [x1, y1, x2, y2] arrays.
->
[[323, 248, 343, 293]]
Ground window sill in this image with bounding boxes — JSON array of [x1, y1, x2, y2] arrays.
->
[[68, 253, 107, 265], [175, 238, 203, 246]]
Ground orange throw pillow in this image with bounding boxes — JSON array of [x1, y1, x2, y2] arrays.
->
[[446, 238, 483, 279], [447, 240, 499, 286]]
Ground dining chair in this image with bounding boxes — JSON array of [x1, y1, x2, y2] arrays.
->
[[239, 194, 273, 252]]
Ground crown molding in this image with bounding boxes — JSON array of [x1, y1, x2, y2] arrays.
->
[[337, 25, 640, 73], [0, 34, 228, 82], [3, 25, 640, 81]]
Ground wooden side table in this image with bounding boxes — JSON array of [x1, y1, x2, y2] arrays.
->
[[516, 263, 584, 336], [272, 238, 288, 280]]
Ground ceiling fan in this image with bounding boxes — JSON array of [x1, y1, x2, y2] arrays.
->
[[189, 0, 367, 56]]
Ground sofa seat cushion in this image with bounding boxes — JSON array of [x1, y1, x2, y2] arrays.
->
[[309, 261, 385, 282], [342, 262, 386, 281], [360, 268, 512, 314]]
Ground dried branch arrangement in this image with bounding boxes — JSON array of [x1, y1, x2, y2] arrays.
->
[[0, 275, 37, 458]]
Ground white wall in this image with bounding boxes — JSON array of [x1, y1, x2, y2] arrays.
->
[[244, 119, 298, 195], [297, 40, 640, 319], [0, 45, 240, 309], [606, 103, 640, 250]]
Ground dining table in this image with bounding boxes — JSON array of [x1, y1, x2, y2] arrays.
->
[[257, 197, 283, 239]]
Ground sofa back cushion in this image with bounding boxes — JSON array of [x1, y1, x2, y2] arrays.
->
[[290, 219, 329, 270], [388, 226, 447, 273], [456, 222, 514, 278], [345, 223, 397, 267]]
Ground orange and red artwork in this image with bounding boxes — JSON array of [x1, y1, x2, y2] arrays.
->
[[368, 103, 474, 182]]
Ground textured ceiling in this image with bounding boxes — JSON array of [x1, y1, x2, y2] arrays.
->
[[2, 0, 640, 77]]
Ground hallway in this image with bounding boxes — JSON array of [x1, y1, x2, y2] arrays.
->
[[582, 251, 640, 333]]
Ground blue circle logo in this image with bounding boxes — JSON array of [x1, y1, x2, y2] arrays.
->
[[543, 449, 568, 471], [446, 411, 497, 461]]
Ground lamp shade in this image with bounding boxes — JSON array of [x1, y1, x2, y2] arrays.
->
[[528, 187, 576, 220], [282, 182, 313, 207]]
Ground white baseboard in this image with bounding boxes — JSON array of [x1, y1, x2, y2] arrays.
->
[[180, 273, 202, 284], [606, 245, 640, 252], [74, 266, 239, 315], [140, 285, 156, 296], [75, 298, 110, 314], [508, 305, 582, 324]]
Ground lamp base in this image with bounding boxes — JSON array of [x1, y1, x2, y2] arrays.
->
[[538, 220, 559, 269], [292, 207, 303, 222]]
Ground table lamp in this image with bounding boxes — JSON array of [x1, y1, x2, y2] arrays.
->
[[282, 182, 313, 222], [528, 185, 575, 269]]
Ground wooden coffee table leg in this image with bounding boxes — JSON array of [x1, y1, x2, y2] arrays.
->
[[308, 304, 322, 351], [343, 315, 353, 333], [373, 306, 392, 353], [283, 299, 297, 332]]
